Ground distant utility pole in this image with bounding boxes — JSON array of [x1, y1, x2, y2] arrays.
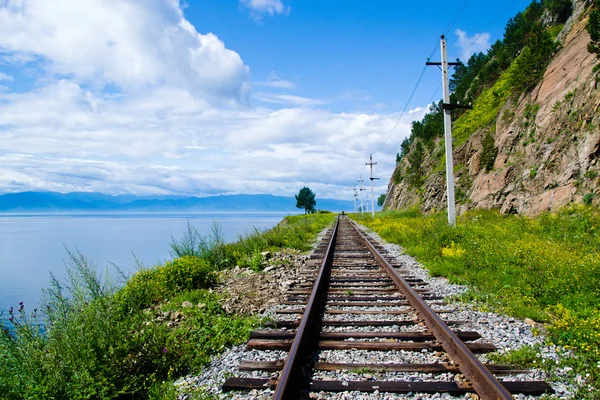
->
[[426, 35, 471, 227], [366, 154, 379, 218], [353, 186, 358, 214], [358, 176, 365, 214]]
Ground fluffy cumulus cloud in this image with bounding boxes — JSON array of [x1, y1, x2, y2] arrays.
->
[[455, 29, 491, 61], [0, 0, 423, 200], [0, 0, 250, 103]]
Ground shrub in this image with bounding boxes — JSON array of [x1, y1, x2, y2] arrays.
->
[[406, 140, 425, 187], [588, 0, 600, 58], [0, 250, 256, 399], [583, 192, 594, 206], [169, 221, 232, 270], [479, 131, 498, 172], [392, 166, 403, 184], [488, 345, 542, 368], [117, 256, 216, 312], [529, 165, 539, 178]]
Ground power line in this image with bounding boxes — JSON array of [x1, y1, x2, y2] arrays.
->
[[442, 0, 472, 37], [379, 63, 429, 150], [428, 83, 443, 106], [394, 1, 518, 151], [379, 0, 509, 155], [395, 82, 443, 151], [379, 1, 472, 152], [458, 0, 517, 60]]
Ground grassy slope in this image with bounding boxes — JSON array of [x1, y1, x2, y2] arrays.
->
[[353, 208, 600, 398], [0, 213, 335, 400]]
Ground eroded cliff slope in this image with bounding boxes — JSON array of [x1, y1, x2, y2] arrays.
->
[[386, 0, 600, 215]]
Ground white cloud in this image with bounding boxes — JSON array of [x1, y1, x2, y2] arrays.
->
[[455, 29, 491, 61], [240, 0, 289, 20], [0, 0, 426, 200], [253, 92, 327, 106], [0, 0, 250, 103], [255, 72, 296, 89], [0, 71, 13, 81]]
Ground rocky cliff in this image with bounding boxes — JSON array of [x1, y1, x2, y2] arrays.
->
[[385, 0, 600, 216]]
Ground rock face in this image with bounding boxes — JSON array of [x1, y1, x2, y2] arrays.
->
[[385, 2, 600, 216]]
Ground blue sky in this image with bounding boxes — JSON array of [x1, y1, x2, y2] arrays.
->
[[0, 0, 532, 200], [189, 0, 531, 112]]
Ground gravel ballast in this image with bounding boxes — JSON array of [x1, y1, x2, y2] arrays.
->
[[174, 222, 580, 399]]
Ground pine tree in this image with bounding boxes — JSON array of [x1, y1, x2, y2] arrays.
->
[[479, 131, 498, 172], [295, 187, 316, 214], [588, 1, 600, 57]]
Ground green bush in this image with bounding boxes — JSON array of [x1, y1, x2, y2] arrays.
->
[[479, 131, 498, 172], [406, 140, 425, 187], [0, 254, 253, 399], [117, 256, 217, 312], [168, 214, 335, 272], [392, 166, 403, 184], [588, 0, 600, 58], [583, 192, 594, 206], [169, 221, 232, 270], [530, 165, 539, 178], [488, 345, 542, 368]]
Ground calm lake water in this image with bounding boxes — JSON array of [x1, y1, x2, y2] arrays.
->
[[0, 212, 293, 317]]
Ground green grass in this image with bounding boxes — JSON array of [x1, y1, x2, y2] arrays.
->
[[354, 207, 600, 398], [452, 63, 514, 147], [0, 213, 335, 399], [488, 345, 542, 368], [170, 213, 335, 271]]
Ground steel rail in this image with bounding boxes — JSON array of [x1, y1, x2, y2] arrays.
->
[[347, 218, 514, 400], [272, 216, 340, 399]]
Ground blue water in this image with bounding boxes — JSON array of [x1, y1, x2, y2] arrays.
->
[[0, 212, 293, 317]]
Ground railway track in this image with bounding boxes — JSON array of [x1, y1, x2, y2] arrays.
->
[[222, 215, 553, 399]]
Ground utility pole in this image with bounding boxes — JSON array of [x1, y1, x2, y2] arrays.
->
[[426, 35, 470, 227], [365, 154, 379, 218], [358, 176, 365, 214], [353, 186, 358, 214]]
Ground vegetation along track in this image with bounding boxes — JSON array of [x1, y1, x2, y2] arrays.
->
[[222, 216, 553, 399]]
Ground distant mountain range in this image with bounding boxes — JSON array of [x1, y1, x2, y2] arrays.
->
[[0, 192, 357, 212]]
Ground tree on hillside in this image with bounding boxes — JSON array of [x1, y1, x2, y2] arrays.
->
[[377, 194, 386, 208], [295, 187, 316, 214], [479, 131, 498, 172], [588, 0, 600, 58], [406, 140, 425, 187], [544, 0, 572, 23]]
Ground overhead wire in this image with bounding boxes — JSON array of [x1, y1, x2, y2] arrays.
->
[[442, 0, 471, 37], [458, 0, 517, 60], [391, 0, 519, 152], [378, 0, 473, 153]]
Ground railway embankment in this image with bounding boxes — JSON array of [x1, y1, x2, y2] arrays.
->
[[3, 209, 596, 399], [180, 209, 596, 399]]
